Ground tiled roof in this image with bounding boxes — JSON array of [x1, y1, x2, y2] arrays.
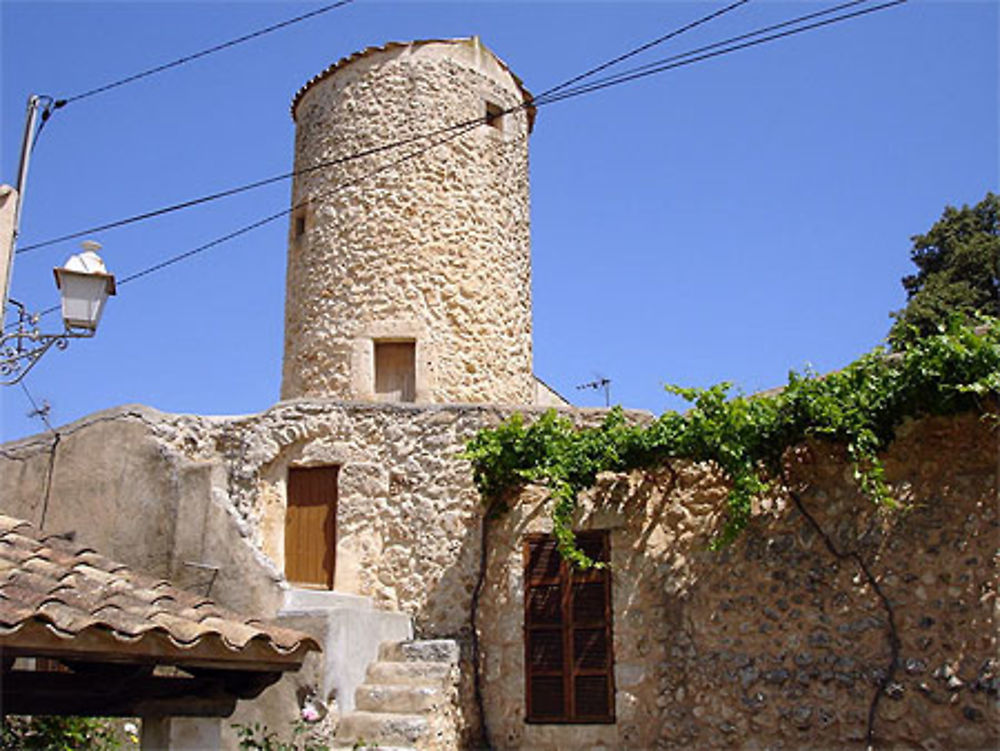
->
[[0, 515, 318, 669], [290, 37, 536, 129]]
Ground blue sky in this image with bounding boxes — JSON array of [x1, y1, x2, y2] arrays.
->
[[1, 0, 996, 441]]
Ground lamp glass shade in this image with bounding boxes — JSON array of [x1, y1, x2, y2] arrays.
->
[[54, 268, 116, 331]]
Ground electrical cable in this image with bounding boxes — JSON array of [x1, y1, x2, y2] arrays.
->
[[17, 0, 752, 255], [5, 118, 484, 331], [61, 0, 358, 105], [116, 120, 481, 287], [110, 0, 909, 289], [532, 0, 751, 102], [28, 97, 60, 155], [19, 0, 890, 256], [7, 0, 904, 330], [19, 380, 54, 433], [534, 0, 896, 108], [16, 120, 480, 254]]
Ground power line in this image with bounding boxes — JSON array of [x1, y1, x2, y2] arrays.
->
[[17, 0, 751, 255], [116, 120, 482, 287], [5, 118, 486, 332], [16, 120, 478, 254], [107, 1, 908, 291], [535, 0, 895, 108], [61, 0, 358, 105], [533, 0, 751, 102], [20, 0, 895, 256], [8, 0, 904, 329]]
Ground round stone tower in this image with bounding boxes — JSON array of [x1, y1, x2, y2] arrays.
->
[[281, 37, 536, 404]]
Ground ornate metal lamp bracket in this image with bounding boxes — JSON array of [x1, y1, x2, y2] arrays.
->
[[0, 300, 91, 386]]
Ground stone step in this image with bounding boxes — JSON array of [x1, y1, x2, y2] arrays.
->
[[335, 711, 428, 747], [280, 587, 373, 613], [355, 683, 443, 713], [378, 639, 460, 664], [366, 660, 452, 686]]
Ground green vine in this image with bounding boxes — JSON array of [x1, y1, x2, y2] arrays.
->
[[464, 317, 999, 566]]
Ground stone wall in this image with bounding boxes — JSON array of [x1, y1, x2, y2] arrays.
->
[[0, 400, 563, 634], [1, 403, 994, 749], [480, 412, 998, 750], [282, 38, 535, 405]]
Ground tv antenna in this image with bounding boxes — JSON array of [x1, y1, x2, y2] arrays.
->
[[19, 380, 53, 432], [576, 376, 611, 407]]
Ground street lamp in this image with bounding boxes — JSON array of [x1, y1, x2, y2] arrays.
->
[[1, 242, 116, 385], [53, 241, 116, 331]]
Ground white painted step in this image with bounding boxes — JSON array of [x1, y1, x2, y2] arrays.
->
[[379, 639, 460, 664], [355, 683, 443, 713], [335, 711, 428, 746], [366, 660, 452, 686]]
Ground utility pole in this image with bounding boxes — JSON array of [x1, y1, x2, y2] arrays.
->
[[0, 94, 116, 386], [2, 94, 45, 320]]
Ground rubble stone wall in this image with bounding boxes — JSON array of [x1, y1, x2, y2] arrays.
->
[[481, 412, 998, 750], [1, 404, 995, 749]]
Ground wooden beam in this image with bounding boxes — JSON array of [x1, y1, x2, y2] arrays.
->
[[1, 669, 281, 717]]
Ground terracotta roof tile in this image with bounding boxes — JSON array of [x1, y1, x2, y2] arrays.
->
[[0, 517, 29, 535], [0, 514, 319, 666], [35, 545, 80, 568], [0, 600, 37, 628]]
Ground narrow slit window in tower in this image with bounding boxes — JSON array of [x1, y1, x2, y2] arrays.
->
[[374, 340, 416, 402]]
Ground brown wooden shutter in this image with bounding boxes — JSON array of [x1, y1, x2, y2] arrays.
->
[[285, 466, 338, 589], [524, 531, 614, 724]]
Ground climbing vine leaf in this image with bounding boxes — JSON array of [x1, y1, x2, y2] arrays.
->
[[464, 317, 999, 565]]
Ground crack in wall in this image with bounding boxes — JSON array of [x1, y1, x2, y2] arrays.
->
[[37, 431, 60, 531], [470, 503, 494, 750], [781, 467, 901, 750]]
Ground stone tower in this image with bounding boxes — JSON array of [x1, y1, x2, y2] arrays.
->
[[281, 37, 536, 404]]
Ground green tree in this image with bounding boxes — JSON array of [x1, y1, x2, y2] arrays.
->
[[888, 192, 999, 347]]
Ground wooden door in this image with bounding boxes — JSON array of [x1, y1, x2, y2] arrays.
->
[[285, 466, 338, 589]]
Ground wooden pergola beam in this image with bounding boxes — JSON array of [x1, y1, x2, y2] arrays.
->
[[1, 668, 282, 717]]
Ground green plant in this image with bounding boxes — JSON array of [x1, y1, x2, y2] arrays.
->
[[233, 721, 329, 751], [464, 317, 999, 563], [0, 716, 121, 751]]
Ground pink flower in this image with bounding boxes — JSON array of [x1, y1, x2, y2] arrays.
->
[[301, 704, 320, 723]]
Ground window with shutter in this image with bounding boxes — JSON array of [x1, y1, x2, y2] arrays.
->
[[524, 531, 615, 724]]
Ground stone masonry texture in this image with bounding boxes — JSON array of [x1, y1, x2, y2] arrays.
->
[[0, 404, 995, 749], [281, 38, 535, 404]]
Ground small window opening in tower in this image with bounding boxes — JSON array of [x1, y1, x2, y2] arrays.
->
[[293, 211, 307, 239], [374, 340, 416, 402], [485, 101, 504, 131]]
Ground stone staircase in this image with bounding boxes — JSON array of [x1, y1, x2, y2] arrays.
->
[[333, 639, 461, 751]]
